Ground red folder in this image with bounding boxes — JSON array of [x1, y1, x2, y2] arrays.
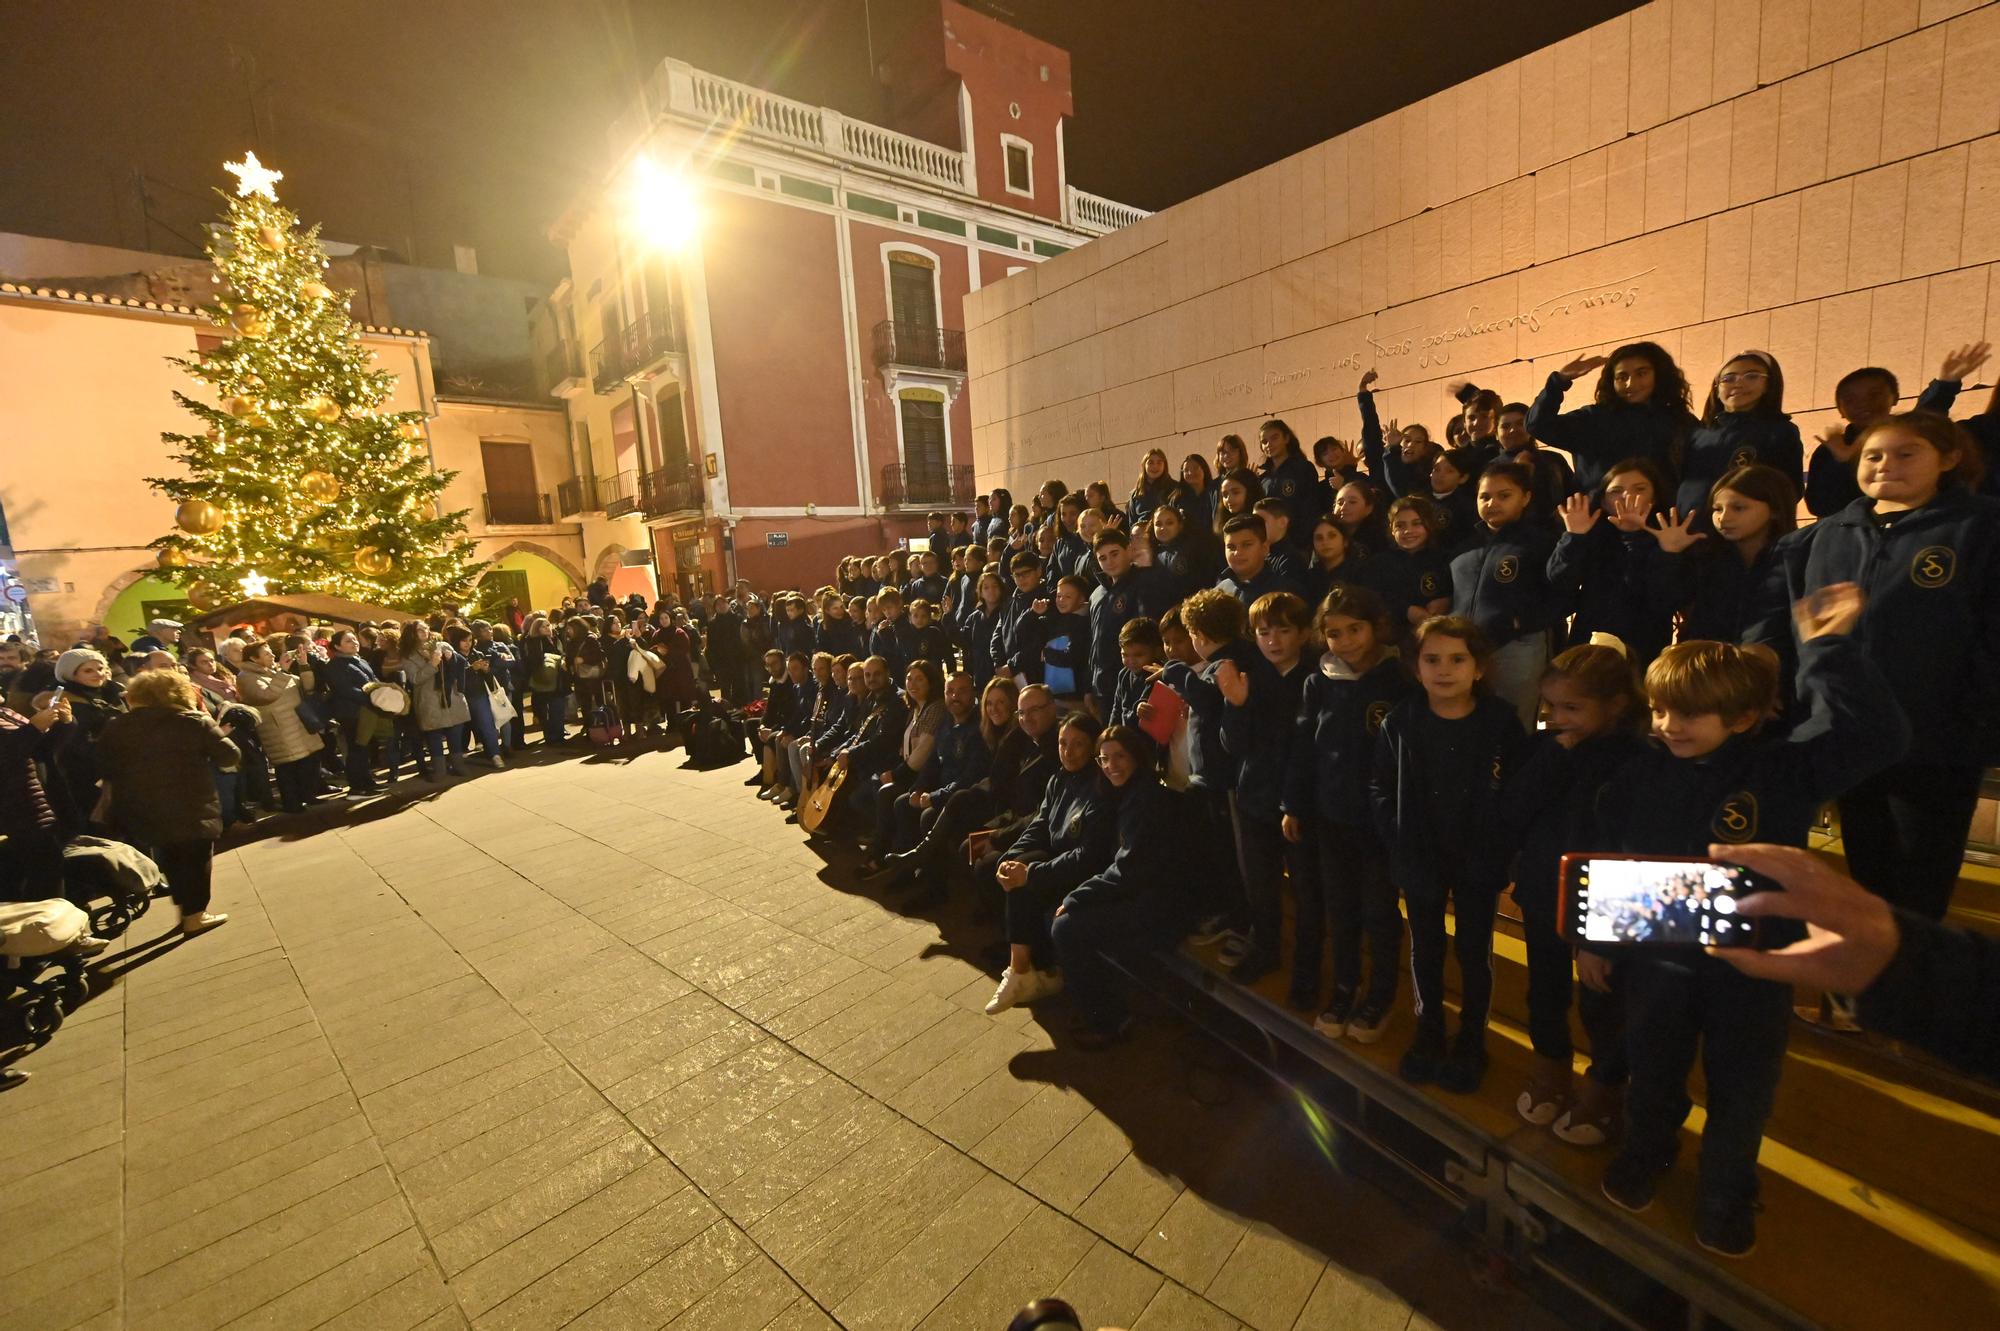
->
[[1139, 679, 1186, 746]]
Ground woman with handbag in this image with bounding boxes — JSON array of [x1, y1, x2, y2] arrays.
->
[[446, 624, 506, 767], [96, 669, 237, 935], [322, 629, 392, 794], [521, 614, 571, 745], [400, 623, 472, 778], [236, 638, 325, 813]]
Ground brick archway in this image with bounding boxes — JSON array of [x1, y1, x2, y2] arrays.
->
[[485, 540, 587, 592]]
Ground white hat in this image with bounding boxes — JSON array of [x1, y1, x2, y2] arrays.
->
[[147, 618, 182, 634], [54, 648, 108, 682]]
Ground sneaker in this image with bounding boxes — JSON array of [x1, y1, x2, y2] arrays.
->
[[1216, 930, 1253, 967], [179, 912, 229, 937], [1313, 990, 1356, 1038], [1516, 1054, 1574, 1127], [1695, 1202, 1760, 1259], [69, 934, 111, 958], [1436, 1033, 1490, 1094], [1227, 946, 1276, 985], [1398, 1022, 1447, 1084], [1600, 1153, 1662, 1214], [1188, 914, 1231, 946], [984, 967, 1061, 1015], [1553, 1077, 1623, 1146], [1345, 997, 1392, 1045]]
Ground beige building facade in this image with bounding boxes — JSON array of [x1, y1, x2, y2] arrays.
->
[[0, 277, 583, 646], [965, 0, 2000, 496]]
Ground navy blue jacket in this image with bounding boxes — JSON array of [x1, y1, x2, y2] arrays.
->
[[962, 605, 1003, 686], [990, 584, 1046, 677], [1163, 638, 1263, 791], [926, 715, 991, 801], [1155, 533, 1222, 598], [815, 616, 865, 659], [1427, 485, 1482, 556], [1450, 520, 1560, 645], [320, 654, 378, 723], [1595, 635, 1909, 853], [1064, 779, 1192, 918], [778, 676, 820, 735], [1359, 389, 1425, 497], [905, 622, 953, 674], [836, 687, 910, 777], [1088, 566, 1175, 704], [1034, 610, 1090, 696], [1259, 450, 1322, 551], [1677, 541, 1790, 655], [1107, 665, 1158, 728], [870, 618, 920, 678], [1366, 546, 1452, 629], [1011, 767, 1118, 893], [774, 615, 816, 658], [1282, 653, 1416, 828], [1547, 523, 1679, 664], [1500, 730, 1650, 917], [1219, 655, 1309, 823], [1050, 532, 1096, 589], [1780, 488, 2000, 766], [812, 689, 860, 749], [1178, 485, 1217, 535], [1527, 370, 1695, 495], [1128, 478, 1179, 533], [1215, 561, 1309, 608], [1369, 694, 1530, 896], [1678, 412, 1804, 521], [1502, 445, 1580, 523], [902, 574, 946, 608]]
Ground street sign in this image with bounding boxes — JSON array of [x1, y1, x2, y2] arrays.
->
[[3, 584, 26, 604]]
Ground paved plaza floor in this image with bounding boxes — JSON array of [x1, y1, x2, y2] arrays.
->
[[1, 748, 1565, 1331]]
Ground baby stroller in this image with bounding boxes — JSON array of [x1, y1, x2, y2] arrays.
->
[[2, 900, 93, 1046], [61, 835, 163, 938]]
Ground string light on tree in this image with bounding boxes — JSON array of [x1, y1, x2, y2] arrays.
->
[[146, 152, 480, 606]]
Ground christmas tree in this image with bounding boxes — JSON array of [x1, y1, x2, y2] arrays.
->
[[149, 151, 481, 610]]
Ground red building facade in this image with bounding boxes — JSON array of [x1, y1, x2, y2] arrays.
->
[[543, 0, 1143, 596]]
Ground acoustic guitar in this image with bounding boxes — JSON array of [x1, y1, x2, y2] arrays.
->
[[797, 764, 849, 834]]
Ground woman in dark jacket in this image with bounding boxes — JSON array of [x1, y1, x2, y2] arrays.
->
[[1048, 726, 1191, 1048], [1126, 448, 1180, 535], [1148, 504, 1222, 599], [520, 614, 571, 744], [48, 647, 125, 832], [0, 695, 72, 899], [96, 669, 237, 934]]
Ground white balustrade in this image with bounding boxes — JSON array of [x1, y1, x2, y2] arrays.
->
[[1065, 186, 1150, 234]]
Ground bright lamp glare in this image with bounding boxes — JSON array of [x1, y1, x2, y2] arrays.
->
[[630, 156, 699, 252]]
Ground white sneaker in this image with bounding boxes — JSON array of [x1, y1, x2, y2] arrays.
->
[[984, 967, 1062, 1014], [180, 912, 229, 936]]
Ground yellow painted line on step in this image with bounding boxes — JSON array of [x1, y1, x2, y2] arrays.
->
[[1780, 1045, 2000, 1134]]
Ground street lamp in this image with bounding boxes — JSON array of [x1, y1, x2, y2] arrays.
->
[[629, 155, 699, 253]]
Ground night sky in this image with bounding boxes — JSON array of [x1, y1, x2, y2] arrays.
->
[[0, 0, 1639, 286]]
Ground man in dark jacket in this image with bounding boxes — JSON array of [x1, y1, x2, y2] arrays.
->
[[321, 629, 389, 793]]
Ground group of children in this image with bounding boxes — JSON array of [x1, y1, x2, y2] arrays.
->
[[743, 338, 2000, 1259]]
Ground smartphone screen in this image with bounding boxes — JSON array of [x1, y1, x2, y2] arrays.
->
[[1560, 855, 1777, 949]]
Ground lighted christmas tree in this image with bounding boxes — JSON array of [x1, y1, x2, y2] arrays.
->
[[149, 151, 481, 610]]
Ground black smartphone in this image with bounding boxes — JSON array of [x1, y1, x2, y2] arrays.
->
[[1558, 853, 1803, 949]]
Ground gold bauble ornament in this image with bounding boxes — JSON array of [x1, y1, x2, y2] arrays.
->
[[257, 224, 285, 251], [175, 498, 226, 535], [301, 281, 333, 302], [221, 395, 254, 418], [240, 318, 270, 339], [186, 580, 225, 611], [300, 470, 341, 503], [156, 546, 187, 570], [353, 546, 394, 577], [398, 419, 424, 441], [232, 302, 259, 323], [303, 395, 341, 424]]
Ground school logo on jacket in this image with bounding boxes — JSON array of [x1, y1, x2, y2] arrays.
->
[[1494, 555, 1519, 584], [1419, 572, 1442, 597], [1436, 509, 1454, 530], [1063, 808, 1085, 838], [1911, 546, 1956, 589], [1712, 791, 1759, 843], [1365, 700, 1392, 734], [1278, 479, 1297, 497], [1730, 445, 1756, 468], [1112, 593, 1131, 614]]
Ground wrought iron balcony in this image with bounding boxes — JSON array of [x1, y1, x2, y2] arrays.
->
[[483, 489, 553, 525], [872, 320, 967, 374], [556, 474, 602, 517], [543, 340, 584, 392], [590, 312, 683, 393], [879, 462, 974, 509], [602, 469, 640, 517], [639, 462, 705, 518]]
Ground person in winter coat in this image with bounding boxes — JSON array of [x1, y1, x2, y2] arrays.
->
[[237, 639, 325, 812], [321, 629, 390, 794], [0, 693, 72, 899], [1528, 342, 1699, 496], [46, 647, 125, 832], [95, 668, 236, 933], [398, 626, 471, 779], [1677, 352, 1804, 524]]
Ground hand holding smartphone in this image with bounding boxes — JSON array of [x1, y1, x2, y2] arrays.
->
[[1558, 854, 1807, 950]]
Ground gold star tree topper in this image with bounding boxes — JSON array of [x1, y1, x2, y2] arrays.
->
[[225, 151, 284, 199]]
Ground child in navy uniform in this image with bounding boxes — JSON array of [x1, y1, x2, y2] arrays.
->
[[1371, 498, 1454, 637], [904, 599, 953, 677], [1501, 643, 1649, 1146], [1088, 528, 1175, 713], [1162, 588, 1260, 950], [1216, 592, 1316, 995], [1106, 617, 1164, 729], [1594, 585, 1909, 1256], [1547, 460, 1686, 667], [1449, 461, 1558, 727], [1216, 514, 1309, 605], [1370, 616, 1529, 1092], [1426, 449, 1482, 556], [1781, 411, 2000, 922], [1527, 341, 1697, 495], [869, 588, 918, 678], [1038, 577, 1093, 705], [1678, 352, 1804, 524], [1282, 585, 1415, 1038]]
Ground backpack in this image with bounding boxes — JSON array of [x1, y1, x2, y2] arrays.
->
[[587, 704, 622, 746], [691, 714, 746, 767]]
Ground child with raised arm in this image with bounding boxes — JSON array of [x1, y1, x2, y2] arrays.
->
[[1594, 584, 1909, 1256], [1370, 617, 1529, 1093], [1282, 585, 1414, 1034]]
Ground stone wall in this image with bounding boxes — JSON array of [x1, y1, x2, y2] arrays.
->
[[965, 0, 2000, 494]]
